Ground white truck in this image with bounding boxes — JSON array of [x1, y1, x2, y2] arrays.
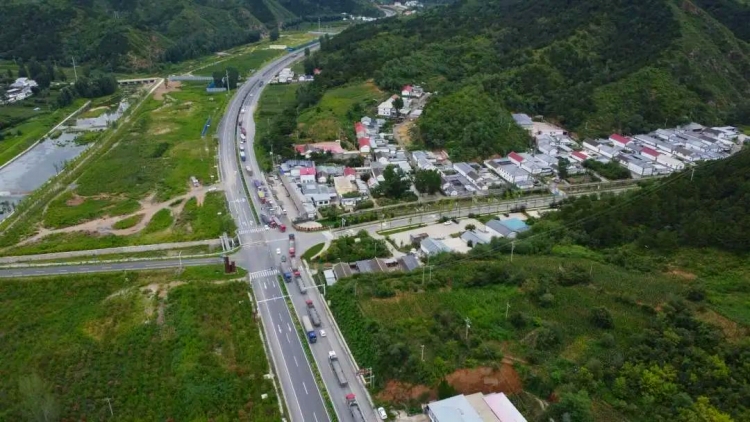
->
[[245, 165, 253, 175], [328, 351, 348, 386]]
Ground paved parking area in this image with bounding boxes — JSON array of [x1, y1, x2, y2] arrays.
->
[[388, 218, 485, 246]]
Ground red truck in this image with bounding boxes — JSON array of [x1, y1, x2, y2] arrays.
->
[[288, 234, 296, 257], [272, 216, 286, 232]]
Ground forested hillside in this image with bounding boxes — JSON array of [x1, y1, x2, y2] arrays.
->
[[305, 0, 750, 159], [327, 151, 750, 422], [0, 0, 378, 70]]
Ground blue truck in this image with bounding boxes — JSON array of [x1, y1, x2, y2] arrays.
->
[[302, 316, 317, 343], [281, 263, 293, 282]]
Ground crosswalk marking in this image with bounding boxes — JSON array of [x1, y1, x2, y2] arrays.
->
[[238, 227, 266, 235], [249, 268, 279, 280]]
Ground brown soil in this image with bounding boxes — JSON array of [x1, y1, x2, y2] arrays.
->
[[15, 184, 220, 248], [377, 364, 523, 405], [66, 194, 85, 206], [447, 365, 523, 395], [153, 80, 182, 101], [377, 381, 435, 403]]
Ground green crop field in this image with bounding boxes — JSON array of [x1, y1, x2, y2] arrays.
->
[[254, 83, 300, 169], [0, 266, 280, 422], [296, 81, 383, 143]]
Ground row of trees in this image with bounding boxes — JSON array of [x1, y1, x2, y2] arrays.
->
[[57, 73, 118, 107]]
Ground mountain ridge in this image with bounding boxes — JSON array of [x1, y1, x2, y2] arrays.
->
[[0, 0, 379, 70], [307, 0, 750, 159]]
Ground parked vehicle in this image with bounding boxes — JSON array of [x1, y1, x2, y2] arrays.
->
[[306, 300, 321, 326], [240, 151, 246, 162], [245, 166, 253, 175], [328, 351, 348, 386], [272, 216, 285, 232], [260, 213, 272, 226], [302, 316, 316, 343]]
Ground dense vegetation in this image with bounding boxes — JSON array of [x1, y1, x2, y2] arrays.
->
[[320, 229, 391, 262], [0, 0, 379, 70], [0, 268, 280, 421], [329, 149, 750, 420], [303, 0, 750, 159]]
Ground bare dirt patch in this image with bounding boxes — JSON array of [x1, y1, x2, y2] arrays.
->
[[377, 381, 435, 403], [447, 365, 523, 395], [394, 120, 415, 147], [377, 364, 523, 405], [66, 194, 85, 206], [153, 80, 182, 101]]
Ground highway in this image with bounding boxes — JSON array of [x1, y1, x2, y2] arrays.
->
[[0, 257, 220, 278], [217, 48, 380, 421], [220, 48, 380, 421]]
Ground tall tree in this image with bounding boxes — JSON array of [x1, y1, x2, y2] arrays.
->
[[18, 64, 28, 78], [376, 165, 411, 199], [6, 68, 13, 79], [270, 28, 279, 41], [413, 169, 442, 195]]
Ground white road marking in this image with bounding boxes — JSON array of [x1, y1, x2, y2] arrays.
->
[[313, 412, 319, 422], [286, 332, 291, 343], [263, 281, 267, 289], [287, 323, 292, 332], [294, 356, 299, 367], [277, 324, 281, 334], [302, 382, 309, 395]]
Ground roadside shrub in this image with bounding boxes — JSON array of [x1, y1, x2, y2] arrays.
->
[[590, 306, 614, 329]]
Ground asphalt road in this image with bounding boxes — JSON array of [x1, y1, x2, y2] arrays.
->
[[219, 50, 354, 422], [0, 257, 220, 278], [220, 49, 379, 421]]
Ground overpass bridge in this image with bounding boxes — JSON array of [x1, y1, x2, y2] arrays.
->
[[117, 77, 159, 86]]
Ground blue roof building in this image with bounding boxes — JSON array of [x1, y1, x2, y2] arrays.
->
[[499, 218, 529, 233]]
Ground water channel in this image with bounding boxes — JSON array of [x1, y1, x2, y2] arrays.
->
[[0, 100, 129, 222]]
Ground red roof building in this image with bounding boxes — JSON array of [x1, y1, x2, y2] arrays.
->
[[343, 167, 356, 177], [641, 146, 660, 160], [313, 68, 322, 75], [358, 137, 372, 152], [354, 122, 366, 137], [610, 134, 631, 147], [508, 152, 524, 164], [299, 167, 316, 176], [571, 151, 588, 162]]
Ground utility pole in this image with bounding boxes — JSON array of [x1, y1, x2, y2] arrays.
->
[[225, 69, 231, 94], [178, 251, 183, 273], [510, 240, 515, 262], [464, 317, 471, 341], [428, 264, 433, 284], [505, 301, 510, 319], [690, 166, 695, 181], [105, 398, 113, 417], [318, 17, 321, 32], [71, 57, 78, 82], [421, 344, 425, 362]]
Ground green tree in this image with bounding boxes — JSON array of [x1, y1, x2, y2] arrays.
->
[[558, 157, 569, 180], [545, 391, 594, 422], [465, 223, 476, 231], [270, 28, 279, 41], [590, 306, 614, 329], [413, 169, 441, 194], [375, 165, 411, 199], [304, 47, 310, 57], [437, 379, 458, 399], [227, 67, 239, 89], [393, 96, 404, 115], [18, 64, 28, 78], [6, 68, 12, 79]]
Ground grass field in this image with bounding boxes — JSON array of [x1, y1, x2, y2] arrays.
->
[[296, 81, 383, 144], [254, 83, 300, 170], [0, 266, 280, 421]]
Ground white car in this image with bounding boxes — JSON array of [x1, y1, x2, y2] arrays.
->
[[276, 248, 281, 255], [239, 145, 245, 151], [264, 225, 269, 230], [378, 407, 387, 420], [319, 329, 326, 337], [443, 220, 452, 225]]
